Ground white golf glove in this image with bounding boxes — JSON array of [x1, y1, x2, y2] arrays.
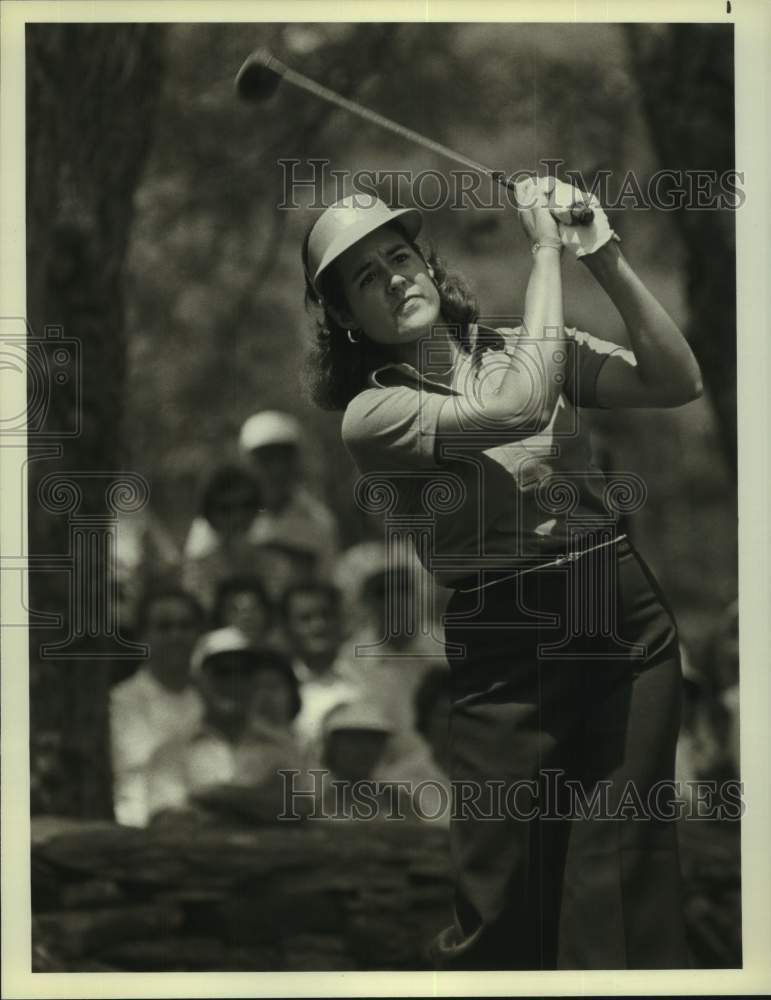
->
[[535, 175, 620, 259]]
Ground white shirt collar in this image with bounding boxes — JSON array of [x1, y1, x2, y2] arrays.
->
[[368, 361, 459, 394]]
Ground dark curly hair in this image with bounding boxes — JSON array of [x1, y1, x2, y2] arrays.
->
[[301, 219, 479, 411]]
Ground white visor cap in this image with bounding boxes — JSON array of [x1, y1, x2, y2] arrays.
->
[[306, 194, 422, 295]]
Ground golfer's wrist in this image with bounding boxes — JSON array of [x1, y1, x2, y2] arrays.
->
[[531, 238, 563, 257], [531, 242, 563, 266]]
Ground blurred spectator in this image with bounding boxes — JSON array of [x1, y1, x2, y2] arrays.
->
[[281, 582, 360, 748], [376, 667, 452, 826], [676, 652, 718, 785], [317, 698, 449, 824], [147, 628, 305, 823], [336, 542, 447, 753], [720, 684, 740, 780], [317, 701, 395, 819], [234, 647, 304, 786], [110, 587, 204, 827], [676, 615, 741, 969], [334, 538, 447, 639], [248, 539, 320, 607], [239, 410, 339, 582], [115, 505, 181, 633], [675, 640, 738, 817], [212, 574, 282, 650], [181, 463, 266, 611], [703, 599, 739, 694], [321, 701, 391, 782], [187, 627, 284, 786], [332, 541, 389, 634], [703, 599, 740, 778]]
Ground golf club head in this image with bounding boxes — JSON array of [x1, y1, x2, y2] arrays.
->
[[236, 49, 285, 101]]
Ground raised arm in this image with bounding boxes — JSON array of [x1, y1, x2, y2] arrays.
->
[[436, 178, 567, 444], [581, 241, 703, 408]]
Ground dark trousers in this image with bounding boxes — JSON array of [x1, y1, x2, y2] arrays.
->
[[435, 538, 689, 970]]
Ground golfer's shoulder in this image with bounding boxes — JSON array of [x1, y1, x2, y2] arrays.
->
[[477, 323, 591, 346], [342, 376, 440, 469], [342, 380, 414, 444]]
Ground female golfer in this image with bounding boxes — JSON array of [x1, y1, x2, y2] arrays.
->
[[300, 179, 702, 970]]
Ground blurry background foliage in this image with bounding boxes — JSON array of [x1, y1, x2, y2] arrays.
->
[[124, 21, 736, 647]]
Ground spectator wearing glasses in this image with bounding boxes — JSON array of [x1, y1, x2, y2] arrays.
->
[[181, 463, 265, 612]]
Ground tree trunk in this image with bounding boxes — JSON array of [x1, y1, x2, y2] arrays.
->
[[624, 23, 736, 474], [26, 24, 166, 818]]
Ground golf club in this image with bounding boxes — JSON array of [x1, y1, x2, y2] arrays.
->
[[235, 49, 595, 226]]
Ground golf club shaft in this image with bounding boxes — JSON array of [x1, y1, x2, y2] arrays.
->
[[269, 60, 532, 200]]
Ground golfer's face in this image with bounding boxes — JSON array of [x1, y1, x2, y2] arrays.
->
[[337, 226, 440, 345]]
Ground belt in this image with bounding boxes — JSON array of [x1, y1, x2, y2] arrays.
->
[[455, 533, 629, 594]]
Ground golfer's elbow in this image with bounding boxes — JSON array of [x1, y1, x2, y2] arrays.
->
[[664, 361, 704, 406], [646, 372, 704, 407], [682, 375, 704, 403]]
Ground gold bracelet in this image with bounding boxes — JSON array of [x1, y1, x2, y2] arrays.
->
[[531, 239, 564, 255]]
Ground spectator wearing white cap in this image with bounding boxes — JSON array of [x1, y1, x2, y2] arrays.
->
[[314, 699, 449, 824], [187, 627, 302, 785], [145, 627, 305, 822], [315, 700, 395, 819], [239, 409, 339, 582]]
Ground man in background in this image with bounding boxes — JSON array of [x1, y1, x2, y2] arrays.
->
[[282, 582, 358, 748], [110, 587, 204, 826], [239, 410, 339, 581]]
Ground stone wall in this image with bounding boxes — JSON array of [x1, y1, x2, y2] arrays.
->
[[31, 815, 740, 971], [31, 816, 453, 972]]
